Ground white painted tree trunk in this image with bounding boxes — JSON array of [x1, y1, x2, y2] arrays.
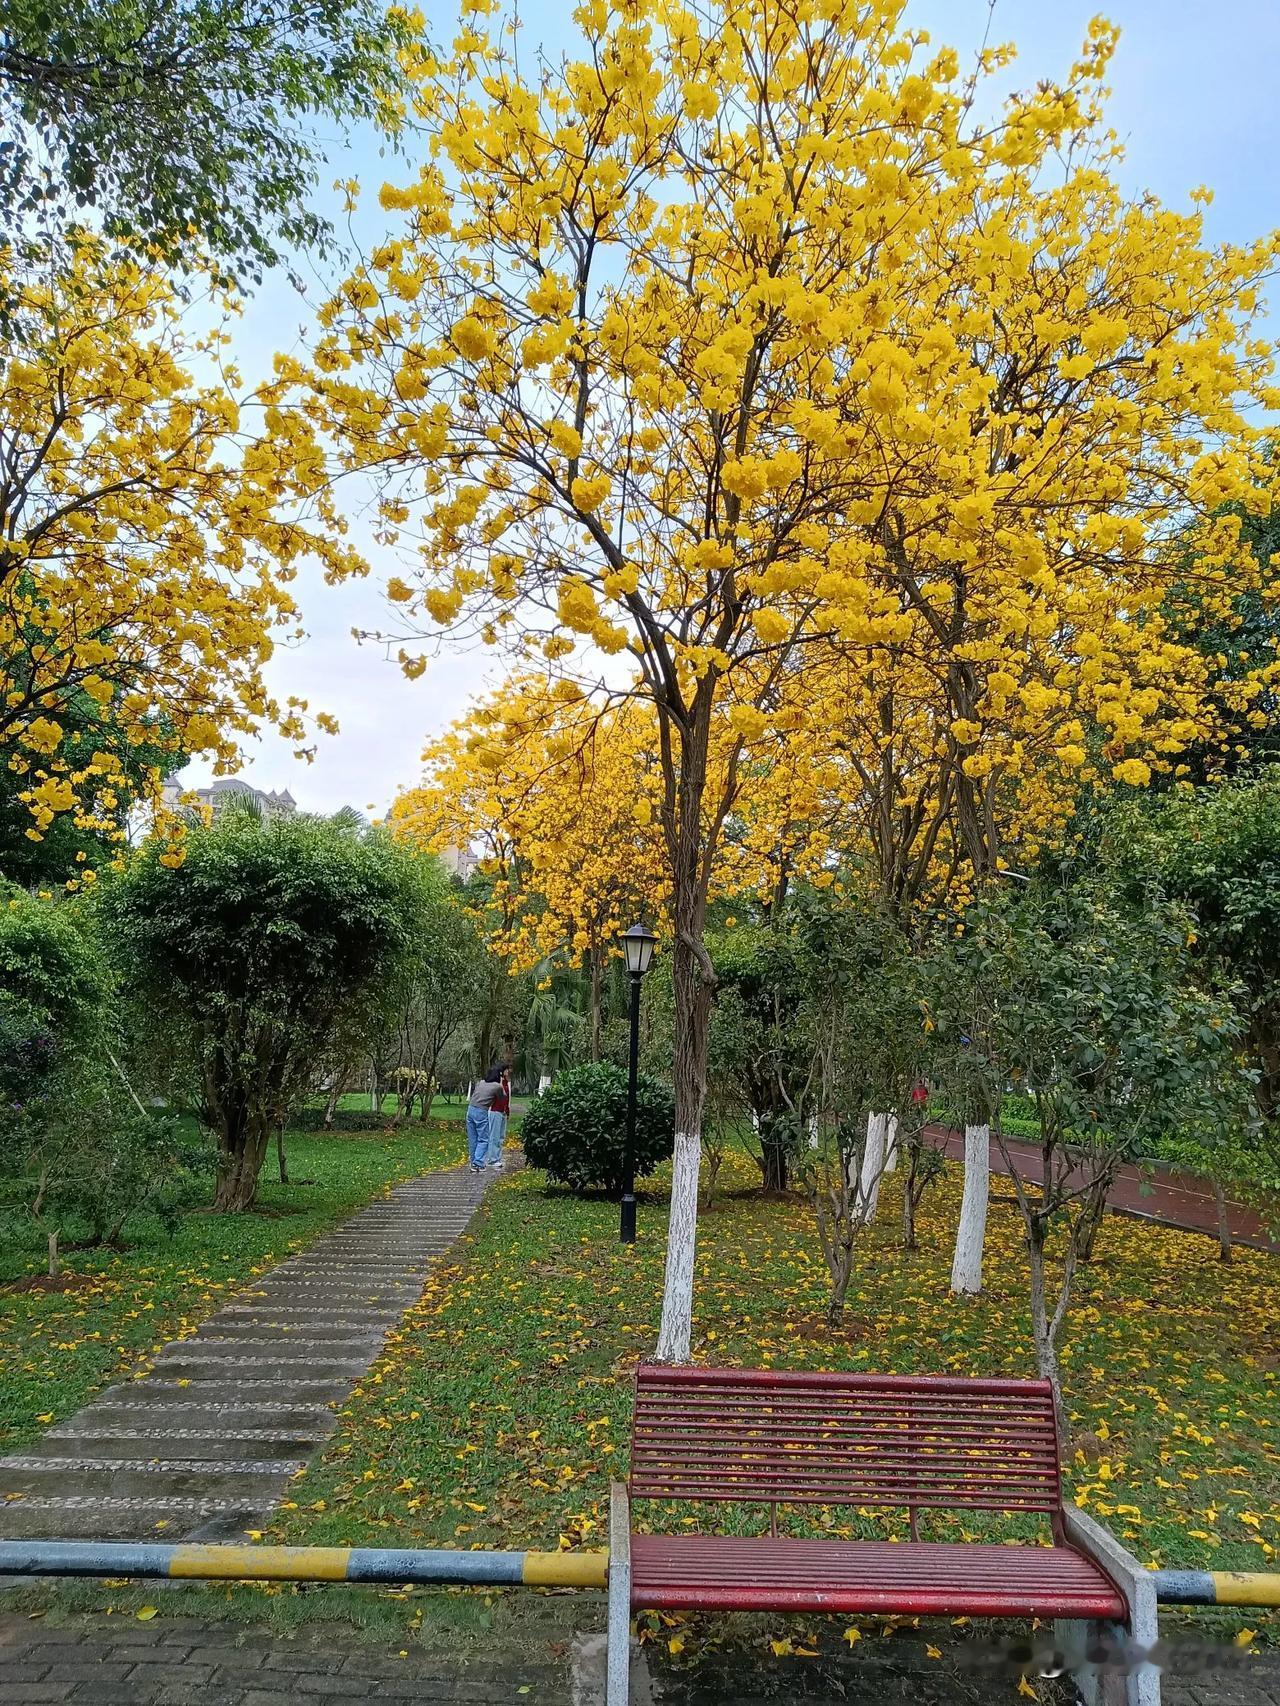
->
[[950, 1123, 991, 1295], [537, 1073, 552, 1094], [808, 1114, 819, 1151], [882, 1113, 899, 1174], [857, 1112, 888, 1224], [654, 1129, 700, 1363]]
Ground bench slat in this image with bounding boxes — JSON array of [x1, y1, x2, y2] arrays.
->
[[629, 1366, 1063, 1515], [629, 1534, 1127, 1620]]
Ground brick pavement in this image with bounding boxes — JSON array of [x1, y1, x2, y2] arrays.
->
[[2, 1609, 1279, 1705]]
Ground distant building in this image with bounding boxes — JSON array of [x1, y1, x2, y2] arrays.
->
[[438, 844, 478, 881], [161, 777, 298, 820]]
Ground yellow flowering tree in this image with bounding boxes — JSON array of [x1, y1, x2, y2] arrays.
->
[[0, 236, 362, 864], [391, 677, 668, 1056], [284, 0, 1278, 1358]]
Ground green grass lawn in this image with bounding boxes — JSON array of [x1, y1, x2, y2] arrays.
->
[[0, 1120, 466, 1453], [274, 1151, 1279, 1628]]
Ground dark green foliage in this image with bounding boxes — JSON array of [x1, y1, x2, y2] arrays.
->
[[520, 1061, 674, 1195], [926, 879, 1246, 1158], [0, 1, 410, 303], [102, 812, 437, 1208], [0, 889, 199, 1265], [1102, 771, 1280, 1195], [0, 890, 110, 1110]]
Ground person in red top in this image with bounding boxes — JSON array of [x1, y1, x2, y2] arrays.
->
[[485, 1068, 511, 1168]]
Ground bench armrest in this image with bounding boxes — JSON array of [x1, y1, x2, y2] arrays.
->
[[1062, 1503, 1161, 1704], [607, 1483, 632, 1706], [1062, 1504, 1152, 1622]]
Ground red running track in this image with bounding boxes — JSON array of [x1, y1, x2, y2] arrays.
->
[[924, 1124, 1280, 1255]]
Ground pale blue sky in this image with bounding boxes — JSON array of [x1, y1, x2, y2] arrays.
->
[[188, 0, 1280, 818]]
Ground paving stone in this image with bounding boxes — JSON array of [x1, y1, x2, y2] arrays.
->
[[65, 1685, 156, 1705], [41, 1659, 136, 1682], [123, 1660, 218, 1687]]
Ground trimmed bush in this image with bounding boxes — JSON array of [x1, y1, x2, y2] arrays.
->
[[520, 1062, 674, 1194]]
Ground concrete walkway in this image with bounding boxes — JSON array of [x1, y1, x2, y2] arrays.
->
[[0, 1166, 495, 1542], [926, 1124, 1280, 1254]]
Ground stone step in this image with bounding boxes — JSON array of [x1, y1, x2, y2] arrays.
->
[[38, 1429, 329, 1457], [69, 1402, 338, 1431], [159, 1333, 382, 1357], [95, 1378, 350, 1405], [0, 1464, 295, 1502], [0, 1452, 307, 1477], [0, 1493, 261, 1540], [150, 1354, 370, 1378]]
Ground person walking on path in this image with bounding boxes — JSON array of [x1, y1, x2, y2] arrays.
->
[[486, 1068, 511, 1168], [466, 1065, 504, 1172]]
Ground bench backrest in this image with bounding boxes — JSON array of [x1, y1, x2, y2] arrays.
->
[[629, 1365, 1063, 1520]]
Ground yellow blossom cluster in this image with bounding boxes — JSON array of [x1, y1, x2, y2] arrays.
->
[[0, 236, 363, 853]]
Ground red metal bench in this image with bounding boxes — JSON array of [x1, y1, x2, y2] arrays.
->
[[607, 1365, 1159, 1705]]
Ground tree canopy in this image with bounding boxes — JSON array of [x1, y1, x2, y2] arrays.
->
[[277, 0, 1280, 1358], [102, 810, 438, 1209], [0, 236, 363, 852], [0, 0, 414, 301]]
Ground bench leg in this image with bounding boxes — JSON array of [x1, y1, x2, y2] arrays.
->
[[1060, 1508, 1161, 1706], [607, 1482, 632, 1706], [1056, 1618, 1160, 1706]]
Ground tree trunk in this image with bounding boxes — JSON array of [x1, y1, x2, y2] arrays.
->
[[950, 1123, 990, 1295], [213, 1115, 270, 1212], [1027, 1223, 1068, 1442], [589, 950, 603, 1063], [826, 1259, 852, 1328], [655, 925, 714, 1362], [857, 1112, 888, 1224], [654, 698, 717, 1365], [902, 1138, 919, 1252], [277, 1123, 288, 1186], [761, 1139, 788, 1194], [883, 1114, 899, 1174], [1075, 1176, 1110, 1264], [47, 1230, 60, 1280], [1213, 1176, 1233, 1263], [315, 1057, 346, 1125]]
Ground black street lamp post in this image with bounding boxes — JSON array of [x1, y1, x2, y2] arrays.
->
[[619, 922, 657, 1244]]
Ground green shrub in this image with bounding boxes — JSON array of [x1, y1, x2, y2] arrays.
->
[[520, 1062, 674, 1194]]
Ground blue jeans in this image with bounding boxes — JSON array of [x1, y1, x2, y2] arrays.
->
[[486, 1110, 507, 1164], [466, 1104, 490, 1165]]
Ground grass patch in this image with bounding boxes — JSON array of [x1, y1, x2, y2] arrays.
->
[[272, 1152, 1279, 1643], [0, 1119, 466, 1451]]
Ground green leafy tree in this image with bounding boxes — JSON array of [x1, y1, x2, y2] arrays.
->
[[927, 880, 1246, 1436], [102, 811, 436, 1210], [0, 1, 412, 303], [389, 885, 488, 1122], [705, 925, 810, 1195], [784, 891, 933, 1323], [1106, 771, 1280, 1127], [0, 886, 196, 1271], [521, 1061, 674, 1196]]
